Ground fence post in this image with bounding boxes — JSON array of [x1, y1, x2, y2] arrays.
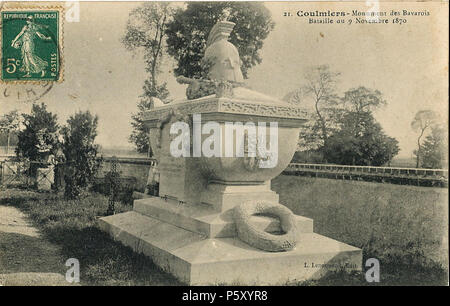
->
[[106, 156, 119, 216]]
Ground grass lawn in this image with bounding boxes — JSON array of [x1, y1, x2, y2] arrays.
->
[[273, 175, 449, 286], [0, 188, 181, 285], [1, 179, 448, 286]]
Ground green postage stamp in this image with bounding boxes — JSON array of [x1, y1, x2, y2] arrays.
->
[[1, 6, 63, 83]]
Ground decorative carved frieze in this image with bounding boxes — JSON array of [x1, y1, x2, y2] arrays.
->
[[142, 98, 307, 122]]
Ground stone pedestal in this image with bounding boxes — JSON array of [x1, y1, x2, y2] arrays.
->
[[200, 182, 279, 212], [99, 197, 362, 285], [99, 93, 362, 285]]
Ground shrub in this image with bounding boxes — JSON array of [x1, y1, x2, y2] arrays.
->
[[61, 111, 101, 199], [16, 103, 59, 179]]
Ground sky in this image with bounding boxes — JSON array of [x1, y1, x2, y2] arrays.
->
[[0, 1, 448, 158]]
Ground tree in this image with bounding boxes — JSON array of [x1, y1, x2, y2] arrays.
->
[[122, 2, 173, 153], [0, 110, 20, 155], [129, 83, 168, 154], [16, 103, 59, 176], [419, 124, 447, 169], [341, 86, 386, 114], [290, 67, 396, 165], [411, 110, 437, 168], [323, 111, 399, 166], [302, 65, 341, 148], [297, 112, 325, 151], [318, 86, 389, 164], [61, 111, 101, 199], [165, 2, 274, 79]]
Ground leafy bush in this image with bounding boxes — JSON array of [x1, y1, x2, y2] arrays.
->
[[322, 112, 399, 166], [16, 103, 59, 178], [61, 111, 101, 199]]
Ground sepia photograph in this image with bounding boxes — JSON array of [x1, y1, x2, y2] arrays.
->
[[0, 0, 448, 290]]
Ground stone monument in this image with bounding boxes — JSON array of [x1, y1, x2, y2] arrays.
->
[[99, 19, 362, 285]]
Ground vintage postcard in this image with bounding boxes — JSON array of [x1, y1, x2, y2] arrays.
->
[[0, 0, 448, 292]]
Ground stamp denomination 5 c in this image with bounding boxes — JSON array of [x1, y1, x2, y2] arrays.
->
[[1, 5, 63, 83]]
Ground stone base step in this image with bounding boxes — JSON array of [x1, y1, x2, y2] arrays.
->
[[133, 197, 313, 238], [98, 211, 362, 285]]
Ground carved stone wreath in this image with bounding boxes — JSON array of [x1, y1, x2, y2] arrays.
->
[[233, 201, 299, 252]]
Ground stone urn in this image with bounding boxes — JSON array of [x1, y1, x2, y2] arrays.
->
[[143, 87, 306, 211]]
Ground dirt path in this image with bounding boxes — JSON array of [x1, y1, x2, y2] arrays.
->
[[0, 205, 72, 286]]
